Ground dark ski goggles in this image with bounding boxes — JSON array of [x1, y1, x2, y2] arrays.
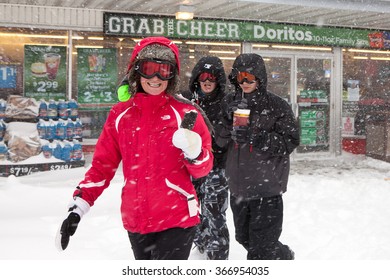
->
[[135, 59, 175, 80], [198, 72, 216, 82], [237, 72, 256, 84]]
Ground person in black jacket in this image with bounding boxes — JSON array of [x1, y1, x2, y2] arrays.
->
[[182, 56, 229, 260], [215, 53, 300, 260]]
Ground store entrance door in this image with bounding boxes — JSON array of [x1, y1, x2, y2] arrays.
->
[[254, 50, 336, 157]]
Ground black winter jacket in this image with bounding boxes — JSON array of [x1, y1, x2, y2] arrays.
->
[[182, 56, 228, 169], [215, 53, 300, 200]]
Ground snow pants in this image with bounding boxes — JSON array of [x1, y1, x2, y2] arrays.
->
[[230, 195, 294, 260], [128, 226, 196, 260], [193, 168, 230, 260]]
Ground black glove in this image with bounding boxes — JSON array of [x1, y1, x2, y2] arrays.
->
[[226, 98, 248, 119], [58, 212, 80, 250], [231, 126, 249, 143]]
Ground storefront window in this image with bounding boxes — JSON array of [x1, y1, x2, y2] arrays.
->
[[0, 27, 68, 100], [253, 44, 333, 154], [342, 49, 390, 156]]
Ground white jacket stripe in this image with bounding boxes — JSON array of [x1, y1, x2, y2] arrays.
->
[[79, 180, 106, 188]]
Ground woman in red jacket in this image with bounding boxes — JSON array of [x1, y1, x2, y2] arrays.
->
[[56, 37, 214, 260]]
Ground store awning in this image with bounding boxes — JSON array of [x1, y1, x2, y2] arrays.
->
[[1, 0, 390, 31]]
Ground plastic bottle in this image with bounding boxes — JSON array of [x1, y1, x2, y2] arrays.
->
[[61, 140, 72, 161], [68, 99, 78, 120], [72, 139, 83, 161], [47, 119, 56, 142], [52, 140, 62, 160], [58, 99, 68, 120], [0, 120, 5, 141], [37, 119, 47, 139], [41, 142, 52, 159], [38, 99, 48, 120], [0, 100, 6, 120], [47, 100, 58, 120], [0, 141, 7, 161], [73, 118, 83, 142], [56, 119, 66, 141], [66, 118, 74, 141]]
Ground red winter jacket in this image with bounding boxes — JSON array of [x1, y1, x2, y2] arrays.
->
[[74, 92, 213, 234]]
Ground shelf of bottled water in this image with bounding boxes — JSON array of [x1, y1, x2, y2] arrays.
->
[[36, 99, 84, 162]]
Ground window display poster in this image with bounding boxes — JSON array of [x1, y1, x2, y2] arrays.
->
[[299, 109, 327, 146], [24, 45, 67, 100], [342, 116, 355, 136], [77, 48, 118, 110], [347, 79, 360, 101]]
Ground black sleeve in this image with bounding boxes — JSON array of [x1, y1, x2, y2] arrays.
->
[[255, 100, 300, 156], [214, 95, 234, 148]]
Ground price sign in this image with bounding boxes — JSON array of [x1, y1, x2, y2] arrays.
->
[[0, 65, 17, 88]]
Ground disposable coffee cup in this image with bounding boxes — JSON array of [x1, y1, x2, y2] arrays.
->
[[233, 108, 250, 127]]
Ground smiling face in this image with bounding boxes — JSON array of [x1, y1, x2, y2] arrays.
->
[[140, 76, 169, 95], [239, 80, 258, 94]]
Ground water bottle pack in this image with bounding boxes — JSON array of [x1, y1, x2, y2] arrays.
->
[[36, 118, 82, 142], [40, 139, 84, 161], [38, 99, 79, 121]]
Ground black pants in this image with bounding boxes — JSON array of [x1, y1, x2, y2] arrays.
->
[[128, 227, 196, 260], [230, 195, 294, 260]]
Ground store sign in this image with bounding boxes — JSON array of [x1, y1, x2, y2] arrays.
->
[[24, 45, 67, 100], [104, 13, 390, 49], [77, 48, 118, 110]]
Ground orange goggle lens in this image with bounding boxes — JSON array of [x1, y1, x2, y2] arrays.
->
[[237, 72, 256, 84], [198, 72, 216, 82]]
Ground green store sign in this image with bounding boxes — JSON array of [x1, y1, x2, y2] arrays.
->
[[104, 13, 390, 49]]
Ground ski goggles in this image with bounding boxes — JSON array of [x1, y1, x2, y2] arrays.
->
[[135, 59, 175, 80], [237, 72, 256, 84], [198, 72, 216, 83]]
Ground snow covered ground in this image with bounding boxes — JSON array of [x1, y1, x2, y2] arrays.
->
[[0, 152, 389, 278]]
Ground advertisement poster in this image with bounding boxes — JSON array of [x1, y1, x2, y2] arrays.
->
[[77, 48, 118, 110], [24, 45, 67, 100], [299, 109, 327, 146], [342, 116, 355, 136], [347, 79, 360, 101]]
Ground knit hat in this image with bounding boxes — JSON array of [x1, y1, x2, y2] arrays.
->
[[137, 44, 176, 66], [118, 37, 180, 102]]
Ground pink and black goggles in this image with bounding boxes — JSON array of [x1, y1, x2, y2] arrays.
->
[[135, 59, 175, 80], [198, 72, 217, 82]]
